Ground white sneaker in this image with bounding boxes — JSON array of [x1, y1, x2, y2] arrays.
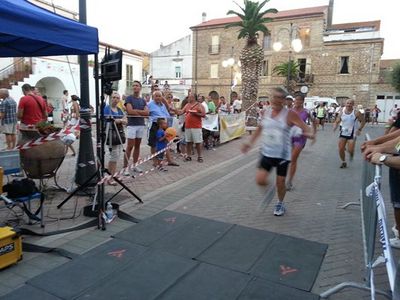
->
[[392, 225, 399, 239], [390, 237, 400, 249], [133, 166, 143, 173]]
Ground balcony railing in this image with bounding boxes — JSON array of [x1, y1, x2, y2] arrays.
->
[[297, 73, 314, 84], [208, 44, 220, 55]]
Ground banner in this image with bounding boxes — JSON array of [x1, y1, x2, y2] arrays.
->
[[366, 181, 397, 293], [202, 114, 219, 132], [219, 112, 246, 143]]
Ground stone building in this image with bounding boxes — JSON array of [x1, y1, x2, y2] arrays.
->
[[191, 3, 397, 108]]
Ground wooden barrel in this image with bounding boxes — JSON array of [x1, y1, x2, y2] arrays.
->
[[18, 128, 66, 179]]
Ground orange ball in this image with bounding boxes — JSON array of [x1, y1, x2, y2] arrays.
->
[[165, 127, 177, 141]]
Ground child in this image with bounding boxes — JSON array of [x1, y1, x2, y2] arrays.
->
[[156, 118, 168, 171]]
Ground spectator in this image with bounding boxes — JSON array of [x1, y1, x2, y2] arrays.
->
[[362, 125, 400, 249], [61, 89, 69, 127], [124, 82, 149, 174], [231, 91, 242, 113], [163, 80, 170, 90], [389, 104, 399, 121], [371, 105, 381, 125], [148, 91, 179, 167], [198, 94, 209, 114], [69, 95, 80, 126], [43, 95, 54, 124], [178, 93, 206, 162], [0, 89, 17, 150], [104, 93, 127, 184], [217, 96, 230, 115], [155, 118, 169, 171], [17, 83, 47, 127]]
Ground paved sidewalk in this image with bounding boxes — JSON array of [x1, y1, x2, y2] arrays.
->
[[0, 124, 397, 299]]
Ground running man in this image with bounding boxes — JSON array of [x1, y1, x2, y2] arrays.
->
[[241, 87, 315, 216], [316, 102, 327, 130], [333, 99, 365, 168], [286, 93, 316, 190]]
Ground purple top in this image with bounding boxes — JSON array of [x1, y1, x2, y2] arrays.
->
[[291, 108, 308, 147]]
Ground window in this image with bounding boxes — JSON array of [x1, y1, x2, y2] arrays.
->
[[261, 60, 268, 76], [209, 35, 220, 54], [376, 95, 385, 99], [299, 28, 310, 48], [298, 59, 307, 79], [126, 64, 133, 88], [395, 96, 400, 99], [340, 56, 349, 74], [263, 33, 271, 50], [177, 50, 180, 56], [175, 66, 182, 78], [210, 64, 219, 78], [387, 96, 394, 99]]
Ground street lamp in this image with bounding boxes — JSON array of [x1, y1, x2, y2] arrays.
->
[[273, 22, 303, 91], [222, 46, 240, 91]]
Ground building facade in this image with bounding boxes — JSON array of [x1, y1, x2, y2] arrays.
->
[[191, 4, 398, 109], [149, 35, 193, 100]]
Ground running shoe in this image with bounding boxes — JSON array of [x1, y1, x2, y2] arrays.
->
[[259, 185, 276, 210], [390, 237, 400, 249], [273, 202, 286, 216], [133, 166, 143, 173], [393, 225, 399, 239], [286, 182, 293, 191], [340, 162, 347, 168]]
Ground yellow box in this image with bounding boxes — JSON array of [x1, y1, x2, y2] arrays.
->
[[0, 227, 22, 269]]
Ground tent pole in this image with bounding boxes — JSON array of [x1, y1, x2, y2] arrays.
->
[[75, 0, 97, 187]]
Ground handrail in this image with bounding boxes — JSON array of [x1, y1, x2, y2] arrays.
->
[[0, 57, 25, 74]]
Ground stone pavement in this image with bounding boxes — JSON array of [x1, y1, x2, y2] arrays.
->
[[0, 124, 397, 299]]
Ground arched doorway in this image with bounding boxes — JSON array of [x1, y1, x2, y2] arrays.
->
[[35, 77, 66, 124]]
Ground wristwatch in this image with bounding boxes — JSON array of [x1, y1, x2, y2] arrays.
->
[[379, 155, 387, 163]]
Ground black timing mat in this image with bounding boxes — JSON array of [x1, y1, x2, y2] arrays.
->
[[3, 210, 327, 300]]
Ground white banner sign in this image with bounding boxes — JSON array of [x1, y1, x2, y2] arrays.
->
[[202, 114, 219, 132]]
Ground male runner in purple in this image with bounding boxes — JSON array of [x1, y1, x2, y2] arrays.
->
[[287, 93, 316, 190]]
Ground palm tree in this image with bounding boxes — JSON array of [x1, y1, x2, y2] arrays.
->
[[273, 61, 300, 93], [226, 0, 277, 123]]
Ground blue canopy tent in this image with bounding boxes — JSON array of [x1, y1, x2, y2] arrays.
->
[[0, 0, 98, 57]]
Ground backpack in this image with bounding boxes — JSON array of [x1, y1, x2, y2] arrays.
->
[[3, 178, 38, 198]]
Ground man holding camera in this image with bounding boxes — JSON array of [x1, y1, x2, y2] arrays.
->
[[124, 81, 149, 174]]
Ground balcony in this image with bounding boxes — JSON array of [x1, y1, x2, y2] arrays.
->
[[208, 44, 220, 55], [296, 73, 314, 85]]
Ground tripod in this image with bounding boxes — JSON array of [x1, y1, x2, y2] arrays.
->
[[103, 114, 143, 203], [57, 57, 142, 230]]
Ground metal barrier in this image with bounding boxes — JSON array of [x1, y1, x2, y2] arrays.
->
[[321, 134, 399, 300]]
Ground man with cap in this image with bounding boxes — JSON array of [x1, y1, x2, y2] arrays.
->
[[285, 95, 294, 109]]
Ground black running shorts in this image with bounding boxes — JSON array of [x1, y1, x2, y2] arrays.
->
[[258, 155, 290, 177]]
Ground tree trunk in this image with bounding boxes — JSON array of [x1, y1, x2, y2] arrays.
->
[[240, 43, 264, 127]]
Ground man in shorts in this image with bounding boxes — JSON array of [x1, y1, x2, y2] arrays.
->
[[0, 89, 17, 150], [241, 87, 315, 216], [333, 99, 365, 168], [178, 93, 206, 162], [124, 81, 149, 174]]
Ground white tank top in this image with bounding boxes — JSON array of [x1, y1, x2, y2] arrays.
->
[[340, 109, 357, 136], [261, 107, 292, 160]]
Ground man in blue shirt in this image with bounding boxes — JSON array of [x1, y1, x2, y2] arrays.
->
[[148, 91, 179, 167], [124, 81, 149, 174]]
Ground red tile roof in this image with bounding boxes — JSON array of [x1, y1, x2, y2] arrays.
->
[[329, 20, 381, 31], [191, 6, 328, 29], [380, 59, 400, 69]]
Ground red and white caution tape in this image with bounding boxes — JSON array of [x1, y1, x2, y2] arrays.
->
[[98, 140, 177, 185], [15, 124, 80, 150]]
